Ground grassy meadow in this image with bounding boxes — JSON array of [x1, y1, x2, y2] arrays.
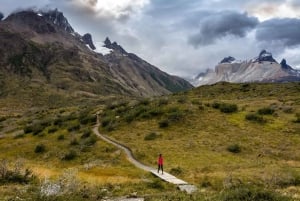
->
[[100, 82, 300, 200], [0, 82, 299, 200]]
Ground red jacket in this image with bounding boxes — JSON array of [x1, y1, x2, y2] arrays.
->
[[158, 156, 163, 165]]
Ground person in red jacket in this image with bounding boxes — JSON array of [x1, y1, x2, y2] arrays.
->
[[157, 154, 163, 174]]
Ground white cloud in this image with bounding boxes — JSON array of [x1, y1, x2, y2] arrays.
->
[[71, 0, 149, 19]]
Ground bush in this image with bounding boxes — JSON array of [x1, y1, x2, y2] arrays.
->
[[101, 116, 115, 127], [0, 160, 34, 184], [294, 113, 300, 123], [79, 114, 97, 125], [170, 167, 183, 176], [24, 122, 46, 135], [144, 132, 159, 141], [84, 135, 97, 146], [245, 113, 266, 123], [0, 117, 6, 122], [70, 138, 79, 146], [227, 144, 241, 153], [158, 98, 168, 106], [258, 107, 275, 115], [212, 101, 221, 109], [159, 119, 169, 128], [57, 134, 65, 140], [67, 121, 80, 132], [48, 127, 58, 134], [62, 150, 77, 160], [177, 97, 186, 104], [81, 130, 91, 139], [220, 103, 238, 113], [221, 185, 290, 201], [34, 144, 46, 153], [147, 179, 164, 189]]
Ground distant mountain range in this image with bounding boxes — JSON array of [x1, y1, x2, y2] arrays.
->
[[192, 50, 300, 86], [0, 9, 193, 104]]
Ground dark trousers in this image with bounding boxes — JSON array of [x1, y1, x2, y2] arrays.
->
[[158, 164, 163, 173]]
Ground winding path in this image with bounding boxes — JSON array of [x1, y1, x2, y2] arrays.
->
[[92, 117, 197, 194]]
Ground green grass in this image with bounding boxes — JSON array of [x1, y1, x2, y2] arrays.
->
[[99, 82, 300, 200], [1, 82, 300, 200]]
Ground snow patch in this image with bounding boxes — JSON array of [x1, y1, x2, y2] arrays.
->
[[94, 42, 112, 55], [37, 13, 43, 17]]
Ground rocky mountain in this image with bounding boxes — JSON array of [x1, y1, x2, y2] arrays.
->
[[0, 9, 193, 106], [193, 50, 300, 86]]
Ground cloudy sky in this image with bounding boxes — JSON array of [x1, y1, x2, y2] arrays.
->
[[1, 0, 300, 78]]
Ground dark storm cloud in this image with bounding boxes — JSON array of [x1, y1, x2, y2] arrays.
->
[[256, 18, 300, 47], [188, 11, 259, 47]]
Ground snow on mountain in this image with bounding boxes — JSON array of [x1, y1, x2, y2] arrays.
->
[[94, 42, 112, 55], [192, 50, 300, 86]]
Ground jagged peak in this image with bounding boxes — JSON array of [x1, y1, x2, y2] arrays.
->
[[254, 49, 277, 63], [82, 33, 96, 50], [0, 12, 4, 20], [280, 58, 293, 71], [104, 37, 111, 46], [41, 8, 74, 33], [5, 8, 74, 34], [220, 56, 236, 64], [104, 38, 127, 54]]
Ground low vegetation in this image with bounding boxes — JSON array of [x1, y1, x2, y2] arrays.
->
[[1, 82, 300, 200]]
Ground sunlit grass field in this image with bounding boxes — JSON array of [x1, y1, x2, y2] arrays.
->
[[0, 82, 300, 200], [100, 82, 300, 199]]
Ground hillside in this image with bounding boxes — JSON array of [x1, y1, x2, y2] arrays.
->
[[0, 9, 192, 112], [0, 82, 299, 200], [100, 82, 300, 200]]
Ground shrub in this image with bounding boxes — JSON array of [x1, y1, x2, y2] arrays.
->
[[294, 113, 300, 123], [0, 160, 33, 184], [54, 118, 63, 126], [101, 116, 114, 127], [48, 127, 58, 134], [258, 107, 275, 115], [220, 103, 238, 113], [220, 185, 290, 201], [70, 138, 79, 146], [170, 167, 183, 176], [147, 179, 164, 189], [144, 132, 159, 141], [84, 135, 97, 146], [81, 130, 91, 139], [34, 144, 46, 153], [139, 99, 150, 106], [67, 121, 80, 132], [0, 117, 6, 122], [177, 97, 186, 104], [167, 110, 184, 122], [245, 113, 266, 123], [227, 144, 241, 153], [62, 150, 77, 161], [57, 134, 65, 140], [79, 114, 97, 125], [159, 119, 169, 128], [158, 98, 168, 106], [282, 106, 293, 114], [212, 101, 221, 109]]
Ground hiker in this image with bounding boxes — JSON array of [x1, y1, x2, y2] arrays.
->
[[157, 154, 163, 174]]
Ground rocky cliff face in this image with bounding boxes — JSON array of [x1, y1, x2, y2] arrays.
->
[[0, 9, 192, 102], [193, 50, 300, 86]]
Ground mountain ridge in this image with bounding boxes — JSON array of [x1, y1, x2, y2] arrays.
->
[[0, 9, 193, 108], [193, 50, 300, 86]]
